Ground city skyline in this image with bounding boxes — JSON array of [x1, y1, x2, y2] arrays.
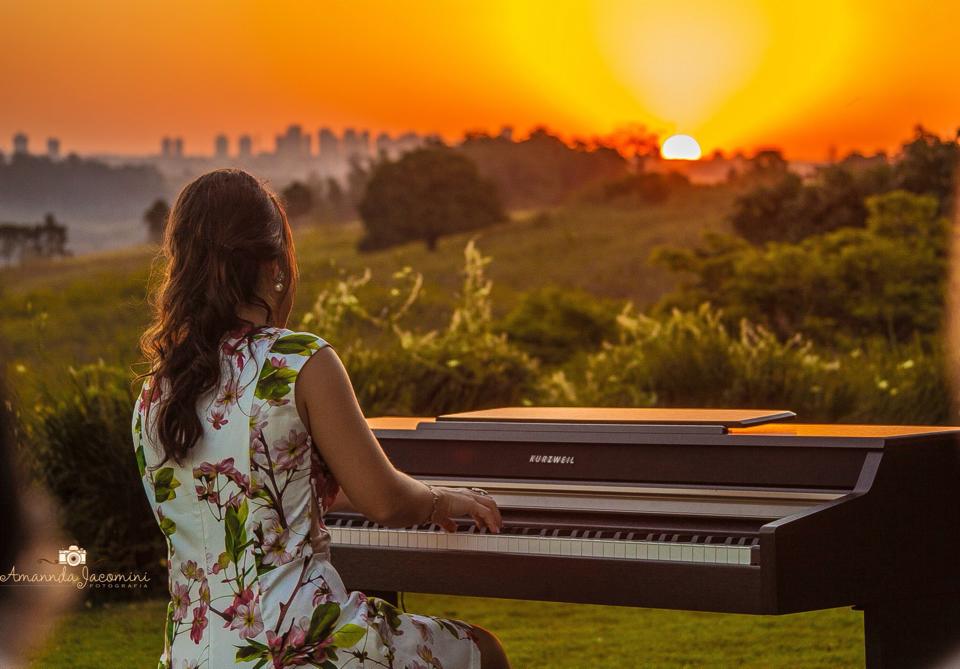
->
[[4, 1, 960, 161], [2, 124, 436, 161]]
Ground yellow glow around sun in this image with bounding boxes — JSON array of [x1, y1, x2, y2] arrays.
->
[[661, 134, 702, 160]]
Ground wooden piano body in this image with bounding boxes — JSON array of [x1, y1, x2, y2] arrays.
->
[[325, 408, 960, 668]]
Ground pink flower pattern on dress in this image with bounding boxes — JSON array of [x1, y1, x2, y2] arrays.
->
[[135, 327, 481, 669]]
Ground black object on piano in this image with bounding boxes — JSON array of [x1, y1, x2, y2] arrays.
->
[[325, 407, 960, 669]]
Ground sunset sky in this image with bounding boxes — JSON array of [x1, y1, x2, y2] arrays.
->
[[4, 0, 960, 160]]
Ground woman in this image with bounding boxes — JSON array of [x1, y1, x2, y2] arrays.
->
[[133, 168, 510, 669]]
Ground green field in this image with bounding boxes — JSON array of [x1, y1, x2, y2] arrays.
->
[[0, 190, 733, 386], [29, 595, 864, 669], [6, 191, 868, 668]]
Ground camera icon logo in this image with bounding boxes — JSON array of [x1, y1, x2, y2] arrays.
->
[[58, 545, 86, 567]]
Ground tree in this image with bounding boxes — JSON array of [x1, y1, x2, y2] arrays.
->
[[280, 181, 314, 221], [894, 125, 959, 213], [653, 190, 948, 343], [143, 199, 170, 243], [730, 163, 893, 245], [358, 147, 504, 252]]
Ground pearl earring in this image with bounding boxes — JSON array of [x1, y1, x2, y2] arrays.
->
[[273, 271, 285, 293]]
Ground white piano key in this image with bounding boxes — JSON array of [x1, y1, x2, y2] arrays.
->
[[333, 524, 756, 567]]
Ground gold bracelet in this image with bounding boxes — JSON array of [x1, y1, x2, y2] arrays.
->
[[424, 484, 441, 525]]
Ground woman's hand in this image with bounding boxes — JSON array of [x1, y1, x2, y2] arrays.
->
[[430, 486, 503, 534]]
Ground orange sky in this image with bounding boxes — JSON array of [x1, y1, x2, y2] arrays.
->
[[3, 0, 960, 160]]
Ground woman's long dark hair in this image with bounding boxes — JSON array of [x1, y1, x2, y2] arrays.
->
[[138, 169, 298, 465]]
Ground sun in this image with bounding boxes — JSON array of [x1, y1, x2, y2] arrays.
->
[[661, 134, 702, 160]]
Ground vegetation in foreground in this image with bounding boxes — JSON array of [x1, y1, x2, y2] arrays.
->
[[29, 595, 864, 669]]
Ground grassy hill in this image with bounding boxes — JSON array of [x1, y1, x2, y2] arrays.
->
[[3, 186, 869, 667], [0, 188, 733, 389]]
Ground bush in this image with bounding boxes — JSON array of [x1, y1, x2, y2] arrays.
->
[[19, 361, 166, 598], [300, 239, 541, 416], [538, 303, 949, 424], [498, 286, 621, 365], [652, 191, 949, 343]]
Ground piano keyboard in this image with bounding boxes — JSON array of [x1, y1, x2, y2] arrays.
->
[[325, 519, 759, 566]]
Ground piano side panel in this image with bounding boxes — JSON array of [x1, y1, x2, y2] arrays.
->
[[330, 546, 765, 614], [763, 435, 960, 614]]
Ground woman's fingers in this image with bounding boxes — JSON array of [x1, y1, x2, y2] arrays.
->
[[437, 516, 458, 533], [470, 500, 501, 533], [473, 494, 502, 526]]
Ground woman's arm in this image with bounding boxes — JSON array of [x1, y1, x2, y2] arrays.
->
[[295, 346, 501, 532]]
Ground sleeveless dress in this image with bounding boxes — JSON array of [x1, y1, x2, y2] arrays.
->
[[132, 325, 482, 669]]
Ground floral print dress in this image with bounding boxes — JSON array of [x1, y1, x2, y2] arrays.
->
[[133, 325, 482, 669]]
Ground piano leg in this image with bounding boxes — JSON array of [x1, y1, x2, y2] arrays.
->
[[862, 592, 960, 668], [363, 589, 399, 607]]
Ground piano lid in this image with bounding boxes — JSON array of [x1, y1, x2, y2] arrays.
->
[[435, 407, 797, 428]]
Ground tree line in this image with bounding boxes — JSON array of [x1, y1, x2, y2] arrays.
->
[[0, 214, 70, 266]]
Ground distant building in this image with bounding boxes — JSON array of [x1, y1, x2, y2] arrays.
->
[[394, 131, 423, 155], [359, 130, 370, 157], [318, 127, 339, 159], [498, 125, 514, 141], [342, 128, 359, 160], [47, 137, 60, 160], [12, 132, 28, 155], [275, 124, 311, 159], [238, 134, 252, 159], [375, 132, 392, 157], [214, 133, 229, 159], [161, 136, 183, 158]]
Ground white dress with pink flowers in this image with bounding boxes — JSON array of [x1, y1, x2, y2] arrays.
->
[[133, 325, 482, 669]]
